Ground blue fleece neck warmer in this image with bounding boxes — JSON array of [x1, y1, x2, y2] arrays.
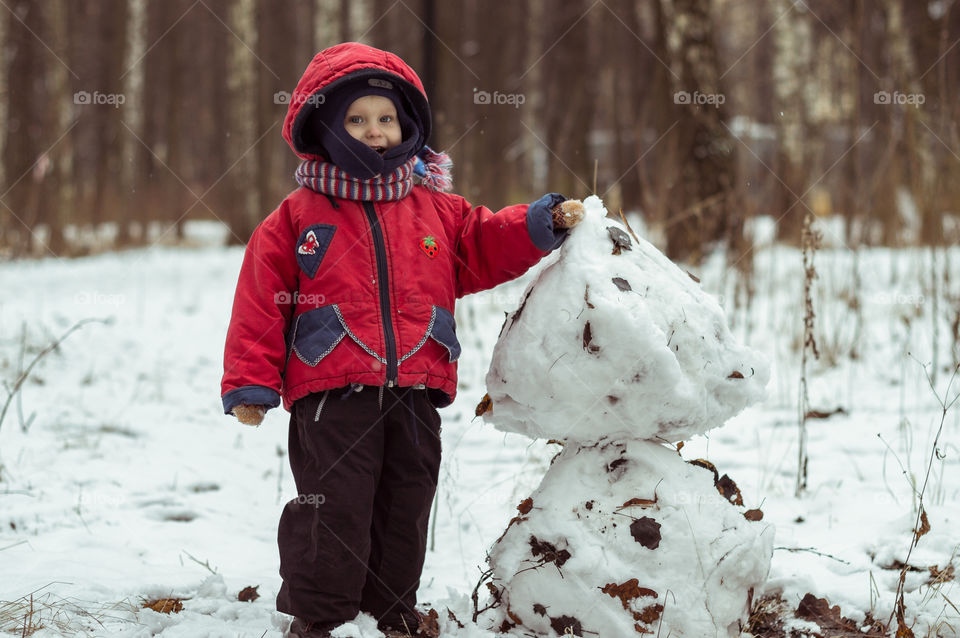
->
[[308, 78, 424, 179]]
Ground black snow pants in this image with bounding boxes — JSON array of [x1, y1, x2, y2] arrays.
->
[[276, 385, 442, 629]]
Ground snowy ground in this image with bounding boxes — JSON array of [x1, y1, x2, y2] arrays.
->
[[1, 219, 959, 637]]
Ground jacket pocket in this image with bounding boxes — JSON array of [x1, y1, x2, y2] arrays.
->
[[291, 304, 347, 366], [428, 306, 461, 362]]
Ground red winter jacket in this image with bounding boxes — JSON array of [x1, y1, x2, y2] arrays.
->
[[221, 43, 564, 414]]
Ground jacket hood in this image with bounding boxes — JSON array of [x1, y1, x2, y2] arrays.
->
[[282, 42, 432, 162]]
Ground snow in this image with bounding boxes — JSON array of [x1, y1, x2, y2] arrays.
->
[[483, 441, 773, 637], [1, 218, 959, 637], [482, 198, 772, 636], [485, 196, 769, 442]]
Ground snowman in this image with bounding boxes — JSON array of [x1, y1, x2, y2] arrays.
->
[[478, 196, 773, 637]]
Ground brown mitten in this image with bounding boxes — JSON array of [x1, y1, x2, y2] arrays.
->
[[551, 199, 586, 229], [233, 404, 266, 426]]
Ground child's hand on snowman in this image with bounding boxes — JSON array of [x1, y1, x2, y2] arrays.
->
[[551, 199, 585, 229], [233, 404, 266, 426]]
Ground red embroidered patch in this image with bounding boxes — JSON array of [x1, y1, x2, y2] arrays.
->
[[299, 230, 320, 255], [419, 236, 439, 258]]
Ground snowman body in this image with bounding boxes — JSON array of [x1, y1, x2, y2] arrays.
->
[[482, 197, 773, 637]]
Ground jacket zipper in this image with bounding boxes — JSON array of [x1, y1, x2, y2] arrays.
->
[[362, 201, 398, 386]]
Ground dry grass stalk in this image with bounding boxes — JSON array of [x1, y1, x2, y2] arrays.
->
[[0, 585, 135, 636], [889, 362, 960, 636], [796, 209, 822, 497]]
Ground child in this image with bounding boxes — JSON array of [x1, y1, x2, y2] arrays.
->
[[220, 42, 582, 638]]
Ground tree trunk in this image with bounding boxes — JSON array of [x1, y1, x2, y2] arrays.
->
[[225, 0, 260, 244], [118, 0, 146, 246], [538, 0, 595, 201], [662, 0, 739, 263], [771, 0, 813, 243], [2, 0, 44, 256], [46, 0, 73, 256]]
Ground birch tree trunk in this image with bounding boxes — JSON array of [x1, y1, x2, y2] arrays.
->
[[118, 0, 146, 245], [771, 0, 812, 242]]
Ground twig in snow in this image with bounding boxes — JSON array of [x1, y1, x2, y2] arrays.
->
[[889, 361, 960, 634], [617, 209, 641, 244], [0, 318, 109, 435], [470, 567, 496, 622], [773, 546, 851, 565], [181, 551, 218, 575]]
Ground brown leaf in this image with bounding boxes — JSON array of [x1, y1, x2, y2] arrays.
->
[[805, 407, 847, 420], [688, 458, 719, 484], [727, 370, 744, 379], [493, 515, 528, 544], [600, 579, 657, 610], [475, 393, 493, 417], [143, 598, 183, 614], [914, 507, 931, 545], [629, 517, 661, 550], [549, 615, 583, 636], [417, 608, 441, 637], [607, 457, 629, 473], [616, 494, 658, 511], [584, 285, 595, 309], [582, 322, 600, 354], [636, 604, 664, 624], [686, 270, 701, 283], [446, 608, 464, 629], [717, 474, 744, 506], [744, 508, 764, 521], [533, 603, 548, 616], [237, 585, 260, 602], [795, 593, 859, 632], [928, 564, 955, 584], [607, 227, 633, 255], [517, 497, 534, 515], [612, 277, 632, 292], [529, 536, 571, 568]]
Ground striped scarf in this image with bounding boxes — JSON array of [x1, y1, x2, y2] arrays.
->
[[295, 147, 453, 201]]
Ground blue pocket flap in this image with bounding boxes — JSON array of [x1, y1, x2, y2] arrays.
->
[[292, 305, 347, 366], [429, 306, 461, 362]]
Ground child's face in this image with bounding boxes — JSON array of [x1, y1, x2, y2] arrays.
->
[[343, 96, 402, 155]]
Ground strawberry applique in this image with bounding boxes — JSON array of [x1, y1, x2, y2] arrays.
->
[[419, 236, 439, 258]]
